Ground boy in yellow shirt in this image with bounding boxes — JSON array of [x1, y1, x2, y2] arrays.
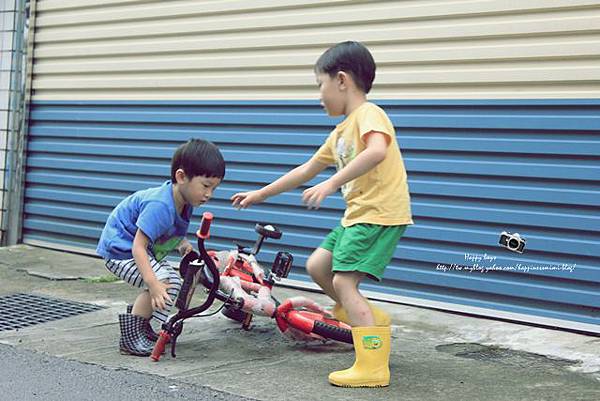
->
[[231, 41, 413, 387]]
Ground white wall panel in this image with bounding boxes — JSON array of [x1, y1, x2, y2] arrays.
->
[[30, 0, 600, 100]]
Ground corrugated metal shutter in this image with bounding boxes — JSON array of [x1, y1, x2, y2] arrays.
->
[[25, 100, 600, 333], [21, 0, 600, 332], [31, 0, 600, 100]]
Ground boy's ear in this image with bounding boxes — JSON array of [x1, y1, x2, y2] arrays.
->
[[336, 71, 349, 90], [174, 168, 187, 183]]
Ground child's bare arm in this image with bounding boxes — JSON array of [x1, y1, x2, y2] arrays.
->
[[132, 229, 171, 311], [302, 131, 388, 209], [231, 158, 328, 209]]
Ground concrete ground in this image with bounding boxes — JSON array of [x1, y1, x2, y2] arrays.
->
[[0, 244, 598, 401]]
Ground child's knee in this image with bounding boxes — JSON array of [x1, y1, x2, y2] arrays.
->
[[306, 251, 331, 277], [305, 258, 319, 276], [170, 274, 183, 291]]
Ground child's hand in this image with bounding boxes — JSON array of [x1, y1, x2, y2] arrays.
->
[[302, 180, 337, 209], [231, 190, 266, 209], [247, 254, 265, 285], [148, 281, 172, 311], [236, 252, 265, 284], [177, 240, 193, 256]]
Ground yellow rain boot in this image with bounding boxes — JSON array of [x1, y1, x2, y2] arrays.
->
[[328, 326, 391, 387], [331, 303, 349, 323], [331, 301, 391, 326]]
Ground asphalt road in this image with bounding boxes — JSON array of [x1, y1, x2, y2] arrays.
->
[[0, 343, 256, 401]]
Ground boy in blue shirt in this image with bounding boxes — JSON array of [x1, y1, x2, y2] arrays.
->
[[97, 139, 225, 356]]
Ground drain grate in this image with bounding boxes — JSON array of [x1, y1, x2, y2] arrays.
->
[[0, 293, 105, 332]]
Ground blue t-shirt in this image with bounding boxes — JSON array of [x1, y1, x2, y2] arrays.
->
[[96, 181, 192, 261]]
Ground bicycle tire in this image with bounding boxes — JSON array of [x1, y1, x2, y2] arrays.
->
[[312, 320, 353, 344]]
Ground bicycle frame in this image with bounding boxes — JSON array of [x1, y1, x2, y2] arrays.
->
[[151, 212, 352, 362]]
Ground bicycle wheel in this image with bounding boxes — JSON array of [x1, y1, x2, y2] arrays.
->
[[312, 320, 353, 344]]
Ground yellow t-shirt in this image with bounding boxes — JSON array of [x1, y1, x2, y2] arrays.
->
[[312, 102, 413, 227]]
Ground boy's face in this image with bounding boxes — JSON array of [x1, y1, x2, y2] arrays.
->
[[176, 170, 221, 207], [316, 72, 345, 116]]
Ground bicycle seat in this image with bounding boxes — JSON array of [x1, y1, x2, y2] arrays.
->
[[255, 223, 282, 239]]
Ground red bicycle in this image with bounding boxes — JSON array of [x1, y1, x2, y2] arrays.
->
[[151, 212, 352, 361]]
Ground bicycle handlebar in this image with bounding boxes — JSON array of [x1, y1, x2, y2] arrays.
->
[[196, 212, 213, 239], [173, 213, 221, 318]]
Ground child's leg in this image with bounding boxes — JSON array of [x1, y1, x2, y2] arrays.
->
[[306, 247, 338, 302], [105, 257, 181, 356], [329, 271, 391, 388], [131, 291, 153, 318], [332, 271, 374, 327], [105, 258, 182, 325], [146, 259, 182, 324]]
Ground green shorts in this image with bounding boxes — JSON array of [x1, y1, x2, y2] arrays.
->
[[319, 223, 407, 282]]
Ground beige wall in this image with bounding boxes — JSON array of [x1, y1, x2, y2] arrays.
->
[[31, 0, 600, 100]]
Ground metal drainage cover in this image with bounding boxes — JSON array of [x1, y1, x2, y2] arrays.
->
[[0, 293, 105, 332]]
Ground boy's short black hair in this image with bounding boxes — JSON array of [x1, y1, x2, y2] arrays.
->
[[171, 139, 225, 182], [314, 41, 376, 93]]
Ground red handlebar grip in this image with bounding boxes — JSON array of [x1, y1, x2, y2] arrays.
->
[[150, 331, 170, 362], [196, 212, 213, 239]]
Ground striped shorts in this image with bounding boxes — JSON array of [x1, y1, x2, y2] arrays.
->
[[105, 257, 182, 325]]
